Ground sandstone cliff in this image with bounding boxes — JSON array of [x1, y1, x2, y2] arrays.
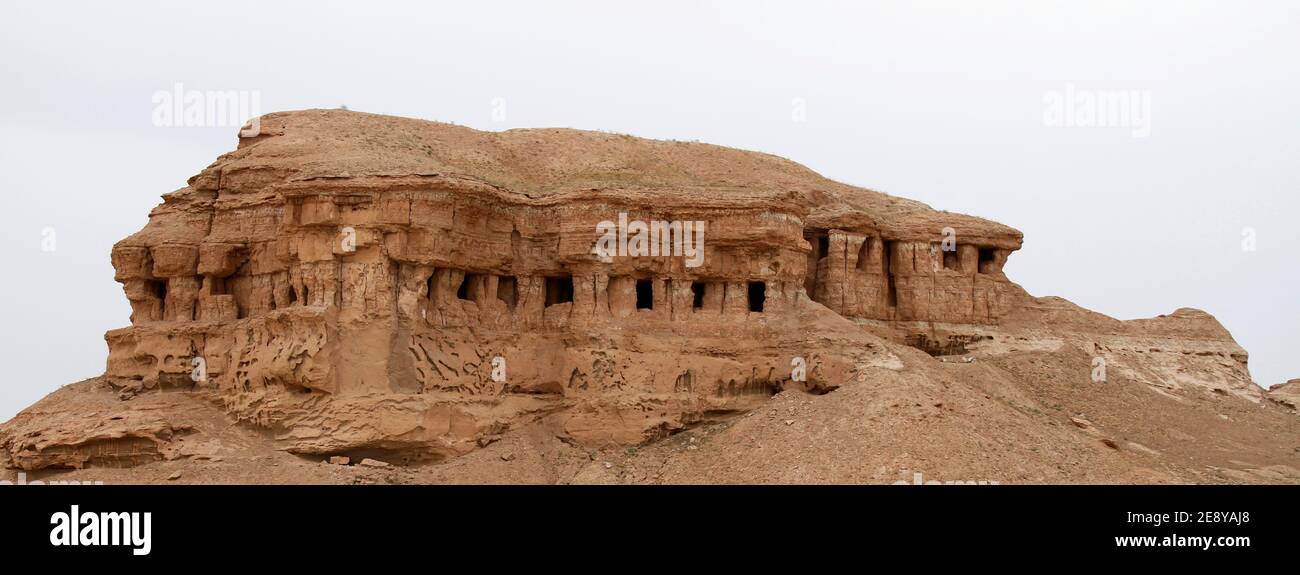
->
[[1269, 379, 1300, 411], [2, 110, 1294, 484]]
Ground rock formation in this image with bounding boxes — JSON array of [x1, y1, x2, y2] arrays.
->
[[1269, 379, 1300, 411], [2, 110, 1292, 483]]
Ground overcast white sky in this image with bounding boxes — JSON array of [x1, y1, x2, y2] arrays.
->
[[1, 0, 1296, 420]]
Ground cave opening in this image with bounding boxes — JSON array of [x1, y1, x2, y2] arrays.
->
[[457, 273, 482, 301], [691, 281, 706, 310], [148, 279, 167, 317], [497, 276, 518, 309], [208, 276, 229, 296], [883, 240, 898, 307], [857, 237, 873, 271], [943, 249, 961, 271], [803, 229, 829, 297], [978, 247, 997, 273], [544, 275, 573, 307], [747, 281, 766, 313], [635, 279, 654, 310]]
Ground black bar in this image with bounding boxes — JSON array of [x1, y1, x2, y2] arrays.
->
[[0, 485, 1288, 563]]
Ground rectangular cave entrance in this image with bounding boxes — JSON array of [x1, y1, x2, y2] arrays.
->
[[883, 240, 898, 307], [149, 278, 167, 301], [747, 281, 766, 313], [148, 279, 167, 318], [978, 247, 996, 273], [207, 276, 230, 296], [943, 247, 960, 271], [803, 229, 829, 300], [856, 237, 873, 271], [497, 276, 517, 309], [457, 273, 482, 301], [544, 275, 574, 307], [635, 278, 654, 310], [691, 281, 706, 310]]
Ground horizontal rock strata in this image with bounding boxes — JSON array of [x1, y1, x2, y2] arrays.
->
[[0, 110, 1262, 470]]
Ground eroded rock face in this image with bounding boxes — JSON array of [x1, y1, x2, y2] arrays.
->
[[0, 110, 1263, 471], [96, 109, 975, 463], [1269, 379, 1300, 411]]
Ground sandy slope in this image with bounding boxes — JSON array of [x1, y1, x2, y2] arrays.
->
[[6, 335, 1296, 485]]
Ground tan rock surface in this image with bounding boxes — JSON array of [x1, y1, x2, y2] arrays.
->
[[2, 109, 1296, 484], [1269, 379, 1300, 411]]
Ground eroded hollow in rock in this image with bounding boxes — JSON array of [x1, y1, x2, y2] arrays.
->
[[856, 237, 873, 272], [497, 276, 517, 309], [691, 281, 706, 309], [905, 334, 992, 357], [544, 275, 573, 307], [636, 278, 654, 310], [747, 281, 765, 313], [943, 249, 960, 271], [803, 229, 829, 297], [457, 273, 482, 301], [883, 240, 899, 308]]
